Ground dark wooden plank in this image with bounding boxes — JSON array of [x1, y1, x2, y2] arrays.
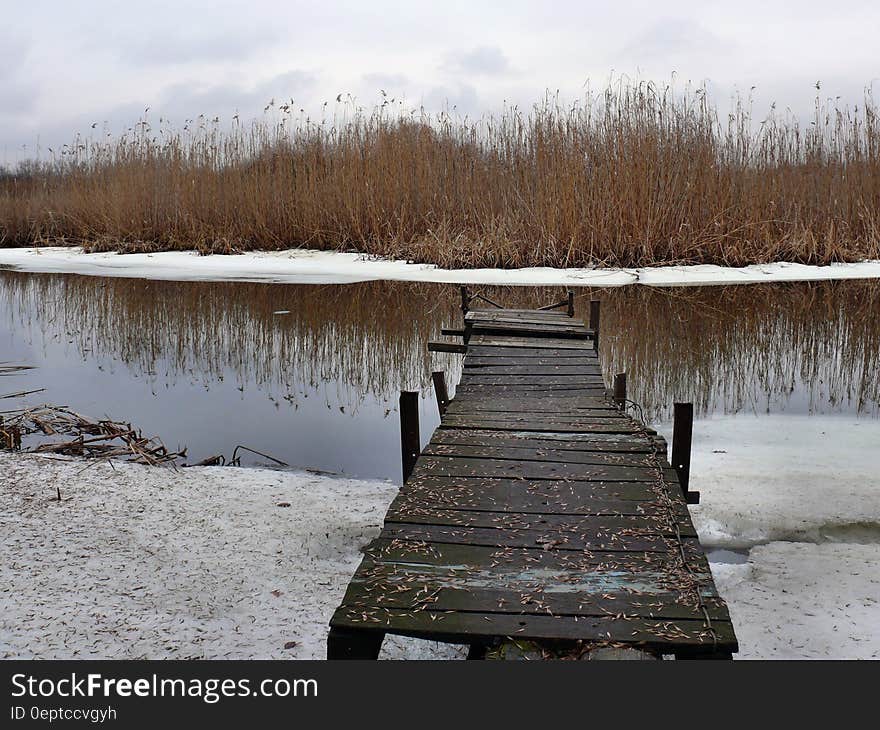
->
[[454, 384, 607, 395], [465, 356, 599, 367], [445, 396, 618, 410], [385, 502, 697, 537], [431, 429, 656, 452], [459, 374, 605, 385], [412, 455, 660, 482], [465, 312, 590, 332], [462, 365, 602, 376], [363, 537, 709, 573], [402, 471, 686, 504], [461, 368, 604, 378], [399, 476, 676, 508], [445, 402, 619, 416], [402, 473, 673, 495], [330, 606, 736, 652], [469, 335, 596, 350], [427, 341, 467, 354], [422, 442, 655, 467], [467, 346, 599, 358], [438, 417, 640, 434], [442, 410, 627, 423], [333, 576, 728, 620], [391, 490, 690, 519], [469, 307, 570, 317], [340, 574, 728, 620], [380, 521, 686, 552], [466, 310, 581, 323], [470, 324, 592, 340], [469, 318, 589, 331]]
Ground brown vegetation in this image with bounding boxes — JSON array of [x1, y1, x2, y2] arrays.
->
[[1, 82, 879, 268]]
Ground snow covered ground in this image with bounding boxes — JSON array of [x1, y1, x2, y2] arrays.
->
[[657, 414, 880, 659], [0, 453, 464, 660], [2, 246, 880, 287], [2, 413, 878, 660]]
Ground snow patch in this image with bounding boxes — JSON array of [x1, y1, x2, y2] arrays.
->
[[656, 414, 880, 550], [0, 452, 464, 660], [2, 246, 880, 287], [711, 542, 880, 659]]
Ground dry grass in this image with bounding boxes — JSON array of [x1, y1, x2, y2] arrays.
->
[[2, 81, 879, 268]]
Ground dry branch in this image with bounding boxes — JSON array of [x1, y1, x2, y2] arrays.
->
[[0, 404, 184, 466]]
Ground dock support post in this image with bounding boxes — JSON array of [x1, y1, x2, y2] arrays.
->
[[567, 290, 575, 317], [432, 371, 449, 416], [460, 286, 470, 315], [613, 373, 627, 410], [399, 391, 420, 484], [327, 628, 385, 660], [589, 300, 601, 352], [672, 402, 695, 502]]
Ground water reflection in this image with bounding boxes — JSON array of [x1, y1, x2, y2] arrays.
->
[[1, 272, 878, 480]]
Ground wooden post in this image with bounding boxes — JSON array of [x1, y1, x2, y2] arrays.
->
[[399, 391, 420, 484], [432, 371, 449, 416], [671, 402, 694, 499], [460, 286, 470, 315], [327, 628, 385, 659], [589, 300, 601, 352], [613, 372, 627, 409], [567, 290, 575, 317]]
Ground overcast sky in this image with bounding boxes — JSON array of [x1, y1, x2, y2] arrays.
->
[[2, 0, 879, 162]]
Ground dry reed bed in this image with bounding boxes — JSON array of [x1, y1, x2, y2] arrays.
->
[[2, 82, 879, 267]]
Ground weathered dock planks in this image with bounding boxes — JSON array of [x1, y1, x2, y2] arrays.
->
[[328, 298, 737, 660]]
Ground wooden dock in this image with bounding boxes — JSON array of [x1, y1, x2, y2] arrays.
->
[[328, 294, 737, 659]]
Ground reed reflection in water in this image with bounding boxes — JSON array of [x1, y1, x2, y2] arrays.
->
[[1, 271, 878, 480]]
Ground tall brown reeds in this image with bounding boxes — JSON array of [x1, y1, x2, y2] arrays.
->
[[2, 81, 879, 267]]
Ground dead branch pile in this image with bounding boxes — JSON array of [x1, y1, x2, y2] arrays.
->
[[0, 404, 184, 466]]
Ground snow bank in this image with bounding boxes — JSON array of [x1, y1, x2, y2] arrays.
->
[[711, 543, 880, 659], [2, 246, 880, 287], [655, 414, 880, 549], [656, 413, 880, 659], [0, 453, 463, 660]]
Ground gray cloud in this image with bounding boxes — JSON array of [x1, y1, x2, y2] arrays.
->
[[0, 32, 35, 121], [620, 18, 734, 61], [3, 0, 880, 162], [0, 84, 36, 118], [444, 46, 511, 77], [155, 70, 318, 122], [420, 83, 482, 117], [0, 70, 318, 162], [117, 27, 281, 67], [0, 33, 29, 81], [361, 72, 411, 92]]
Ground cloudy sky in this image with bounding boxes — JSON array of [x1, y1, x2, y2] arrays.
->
[[2, 0, 879, 161]]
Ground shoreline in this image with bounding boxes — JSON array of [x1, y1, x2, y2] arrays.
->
[[3, 246, 880, 287]]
